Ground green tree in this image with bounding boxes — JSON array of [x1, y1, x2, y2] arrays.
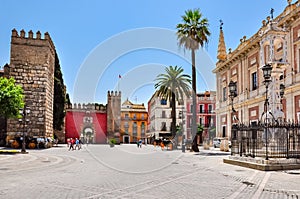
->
[[197, 124, 204, 144], [197, 124, 204, 135], [155, 66, 191, 138], [53, 52, 66, 131], [176, 9, 210, 152], [0, 77, 24, 118]]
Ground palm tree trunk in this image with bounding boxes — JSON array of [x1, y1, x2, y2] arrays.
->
[[191, 49, 199, 152], [171, 92, 176, 138]]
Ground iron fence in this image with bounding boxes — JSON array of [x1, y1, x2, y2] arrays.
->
[[231, 121, 300, 159]]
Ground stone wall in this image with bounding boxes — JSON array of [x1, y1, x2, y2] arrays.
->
[[107, 91, 121, 139], [5, 29, 55, 141]]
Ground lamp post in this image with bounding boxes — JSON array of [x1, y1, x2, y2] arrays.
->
[[228, 81, 237, 155], [19, 105, 30, 153], [262, 64, 272, 160], [228, 81, 237, 113]]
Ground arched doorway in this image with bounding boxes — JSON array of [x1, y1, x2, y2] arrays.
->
[[82, 126, 94, 144]]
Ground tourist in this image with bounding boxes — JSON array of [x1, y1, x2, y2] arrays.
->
[[69, 138, 74, 151], [75, 138, 79, 150], [160, 141, 165, 151]]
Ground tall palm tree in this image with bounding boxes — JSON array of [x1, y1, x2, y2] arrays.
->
[[176, 9, 210, 152], [155, 66, 191, 139]]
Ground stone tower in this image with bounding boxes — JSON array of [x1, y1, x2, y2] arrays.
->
[[107, 91, 121, 140], [5, 29, 55, 140]]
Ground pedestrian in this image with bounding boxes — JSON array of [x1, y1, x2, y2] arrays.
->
[[78, 139, 82, 150], [139, 139, 142, 148], [69, 138, 74, 151], [160, 141, 165, 151], [75, 138, 79, 150], [137, 140, 140, 148]]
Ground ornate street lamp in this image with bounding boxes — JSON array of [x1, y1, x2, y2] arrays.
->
[[19, 105, 30, 153], [262, 64, 272, 80], [262, 64, 272, 160], [280, 83, 285, 99], [228, 80, 237, 112]]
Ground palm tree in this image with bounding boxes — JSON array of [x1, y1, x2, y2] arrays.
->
[[155, 66, 191, 140], [176, 9, 210, 152]]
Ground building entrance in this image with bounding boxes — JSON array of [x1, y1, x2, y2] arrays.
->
[[123, 136, 130, 144]]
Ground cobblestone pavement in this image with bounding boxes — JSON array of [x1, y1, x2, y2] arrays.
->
[[0, 144, 299, 199]]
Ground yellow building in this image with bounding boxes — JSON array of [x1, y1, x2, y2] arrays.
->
[[120, 99, 148, 143]]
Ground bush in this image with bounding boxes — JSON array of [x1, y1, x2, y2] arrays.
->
[[109, 138, 116, 145]]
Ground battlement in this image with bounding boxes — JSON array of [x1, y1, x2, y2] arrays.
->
[[11, 29, 55, 54], [67, 103, 107, 112], [107, 90, 121, 97]]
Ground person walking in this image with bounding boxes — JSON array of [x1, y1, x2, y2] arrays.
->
[[160, 141, 165, 151], [75, 138, 79, 150], [69, 138, 74, 151]]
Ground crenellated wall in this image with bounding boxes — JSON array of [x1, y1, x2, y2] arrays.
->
[[107, 91, 121, 139], [6, 29, 56, 141], [66, 103, 107, 112]]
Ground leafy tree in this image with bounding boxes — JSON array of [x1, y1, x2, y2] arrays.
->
[[0, 77, 24, 118], [53, 52, 66, 131], [176, 9, 210, 152], [197, 124, 204, 135], [155, 66, 191, 138]]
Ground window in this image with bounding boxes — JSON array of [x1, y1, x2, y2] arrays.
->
[[124, 122, 129, 127], [160, 99, 167, 105], [141, 122, 145, 136], [141, 114, 145, 120], [162, 111, 166, 118], [161, 122, 167, 131], [133, 122, 137, 134], [223, 87, 227, 101], [125, 114, 129, 120], [179, 111, 183, 119], [178, 99, 184, 105], [199, 117, 203, 125], [298, 49, 300, 72], [208, 104, 213, 113], [252, 72, 258, 90], [199, 104, 204, 113], [133, 114, 136, 120]]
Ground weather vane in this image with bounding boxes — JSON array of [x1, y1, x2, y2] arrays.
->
[[270, 8, 274, 20], [219, 20, 223, 29]]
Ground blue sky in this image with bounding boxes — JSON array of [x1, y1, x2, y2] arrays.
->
[[0, 0, 289, 105]]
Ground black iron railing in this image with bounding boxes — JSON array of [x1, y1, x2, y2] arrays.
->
[[231, 121, 300, 159]]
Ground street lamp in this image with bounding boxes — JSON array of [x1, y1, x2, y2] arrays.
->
[[280, 83, 285, 99], [19, 105, 30, 153], [262, 64, 272, 160], [228, 80, 237, 112]]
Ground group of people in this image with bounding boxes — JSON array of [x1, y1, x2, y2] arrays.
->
[[68, 138, 82, 151]]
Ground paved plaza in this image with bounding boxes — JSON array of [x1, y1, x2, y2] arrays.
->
[[0, 144, 300, 199]]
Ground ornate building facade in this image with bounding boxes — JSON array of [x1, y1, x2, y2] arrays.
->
[[65, 103, 107, 144], [186, 91, 216, 141], [147, 91, 186, 140], [120, 99, 148, 143], [213, 1, 300, 138]]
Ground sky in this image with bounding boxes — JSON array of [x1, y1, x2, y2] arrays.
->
[[0, 0, 290, 105]]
